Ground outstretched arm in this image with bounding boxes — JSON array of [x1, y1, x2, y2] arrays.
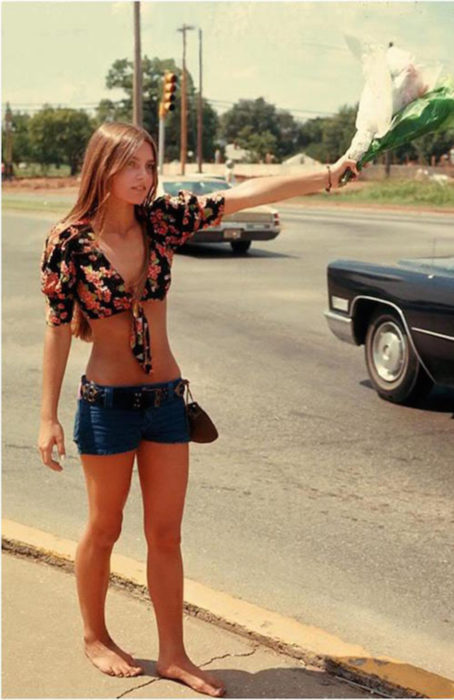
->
[[222, 155, 359, 216]]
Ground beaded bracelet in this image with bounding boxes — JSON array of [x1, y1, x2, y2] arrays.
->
[[325, 165, 332, 193]]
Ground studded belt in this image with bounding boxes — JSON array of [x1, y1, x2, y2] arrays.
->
[[79, 375, 188, 410]]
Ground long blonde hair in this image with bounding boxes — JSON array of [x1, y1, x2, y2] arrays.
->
[[49, 121, 158, 342]]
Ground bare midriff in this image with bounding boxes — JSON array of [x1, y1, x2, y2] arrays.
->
[[84, 296, 182, 386]]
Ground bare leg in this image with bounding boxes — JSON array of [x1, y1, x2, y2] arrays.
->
[[137, 440, 225, 697], [75, 450, 143, 678]]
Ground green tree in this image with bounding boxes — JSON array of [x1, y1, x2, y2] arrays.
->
[[297, 117, 325, 152], [302, 106, 356, 163], [412, 128, 454, 165], [99, 56, 219, 161], [275, 110, 300, 159], [1, 111, 33, 166], [28, 106, 94, 175], [221, 98, 276, 140], [28, 105, 60, 174], [95, 98, 130, 125], [236, 125, 277, 163], [299, 104, 454, 165], [220, 97, 299, 161]]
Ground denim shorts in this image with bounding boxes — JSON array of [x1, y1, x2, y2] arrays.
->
[[73, 376, 190, 456]]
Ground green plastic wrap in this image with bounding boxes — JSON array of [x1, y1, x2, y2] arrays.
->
[[359, 81, 454, 167], [341, 80, 454, 184]]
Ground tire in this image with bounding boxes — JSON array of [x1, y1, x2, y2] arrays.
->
[[364, 308, 434, 405], [230, 240, 251, 255]]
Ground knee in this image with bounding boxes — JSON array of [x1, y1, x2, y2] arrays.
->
[[145, 525, 181, 551], [87, 515, 123, 548]]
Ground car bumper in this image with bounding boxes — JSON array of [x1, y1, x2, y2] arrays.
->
[[190, 227, 281, 244], [323, 310, 356, 345]]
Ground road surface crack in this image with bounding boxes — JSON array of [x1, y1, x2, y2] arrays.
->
[[116, 676, 161, 698], [115, 648, 259, 698], [201, 645, 259, 667]]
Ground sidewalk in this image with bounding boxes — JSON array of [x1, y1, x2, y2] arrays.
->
[[3, 520, 454, 699], [2, 551, 369, 699]]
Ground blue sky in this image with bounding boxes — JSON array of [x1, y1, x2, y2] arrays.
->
[[2, 1, 454, 122]]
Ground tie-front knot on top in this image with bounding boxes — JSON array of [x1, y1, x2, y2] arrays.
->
[[40, 190, 226, 374], [130, 299, 153, 374]]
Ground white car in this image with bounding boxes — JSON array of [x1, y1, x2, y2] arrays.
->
[[156, 175, 280, 254]]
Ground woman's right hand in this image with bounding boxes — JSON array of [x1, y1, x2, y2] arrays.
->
[[38, 419, 66, 472]]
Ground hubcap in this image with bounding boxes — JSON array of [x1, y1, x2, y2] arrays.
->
[[372, 321, 407, 382]]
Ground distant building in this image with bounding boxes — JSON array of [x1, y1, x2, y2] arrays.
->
[[283, 152, 322, 168], [225, 142, 250, 163]]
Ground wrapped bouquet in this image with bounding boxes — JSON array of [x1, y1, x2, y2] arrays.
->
[[341, 37, 454, 184]]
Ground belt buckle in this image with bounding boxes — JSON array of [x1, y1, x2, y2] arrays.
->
[[84, 383, 99, 404]]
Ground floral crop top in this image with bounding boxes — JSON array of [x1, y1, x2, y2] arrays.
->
[[40, 190, 225, 374]]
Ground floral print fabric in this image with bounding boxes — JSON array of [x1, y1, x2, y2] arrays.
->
[[40, 189, 225, 374]]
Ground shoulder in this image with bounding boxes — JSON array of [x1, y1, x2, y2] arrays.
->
[[44, 221, 89, 253], [41, 222, 90, 272]]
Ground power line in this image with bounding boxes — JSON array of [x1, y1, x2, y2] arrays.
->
[[2, 99, 337, 121]]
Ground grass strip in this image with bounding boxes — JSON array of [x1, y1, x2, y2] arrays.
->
[[297, 179, 454, 208], [2, 197, 70, 214], [3, 179, 454, 213]]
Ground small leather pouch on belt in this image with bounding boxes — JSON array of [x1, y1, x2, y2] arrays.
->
[[183, 381, 218, 444]]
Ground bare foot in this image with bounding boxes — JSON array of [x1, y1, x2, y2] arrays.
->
[[105, 635, 144, 672], [156, 654, 225, 697], [84, 638, 144, 678]]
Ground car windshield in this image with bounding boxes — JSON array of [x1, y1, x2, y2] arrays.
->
[[161, 180, 231, 196]]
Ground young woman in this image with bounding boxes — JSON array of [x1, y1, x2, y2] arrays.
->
[[37, 121, 358, 698]]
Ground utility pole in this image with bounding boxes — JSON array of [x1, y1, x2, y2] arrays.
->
[[4, 103, 13, 180], [197, 29, 203, 173], [158, 103, 165, 176], [177, 23, 195, 175], [133, 1, 143, 127], [385, 151, 392, 179]]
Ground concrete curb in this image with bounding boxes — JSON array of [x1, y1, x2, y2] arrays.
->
[[3, 519, 453, 699]]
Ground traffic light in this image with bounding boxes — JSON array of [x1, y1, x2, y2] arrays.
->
[[161, 72, 178, 118]]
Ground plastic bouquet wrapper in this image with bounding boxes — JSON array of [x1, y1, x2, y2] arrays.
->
[[341, 36, 454, 183]]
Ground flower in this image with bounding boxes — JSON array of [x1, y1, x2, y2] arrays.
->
[[342, 38, 454, 183]]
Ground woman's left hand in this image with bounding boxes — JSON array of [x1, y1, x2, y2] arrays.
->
[[330, 155, 360, 188]]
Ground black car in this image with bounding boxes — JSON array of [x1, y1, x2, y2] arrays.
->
[[324, 256, 454, 404]]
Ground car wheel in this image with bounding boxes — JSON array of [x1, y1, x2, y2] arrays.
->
[[364, 308, 434, 404], [230, 240, 251, 255]]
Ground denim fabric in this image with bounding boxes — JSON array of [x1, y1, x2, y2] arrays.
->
[[73, 376, 190, 456]]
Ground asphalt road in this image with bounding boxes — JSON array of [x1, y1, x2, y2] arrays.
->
[[3, 205, 454, 679]]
